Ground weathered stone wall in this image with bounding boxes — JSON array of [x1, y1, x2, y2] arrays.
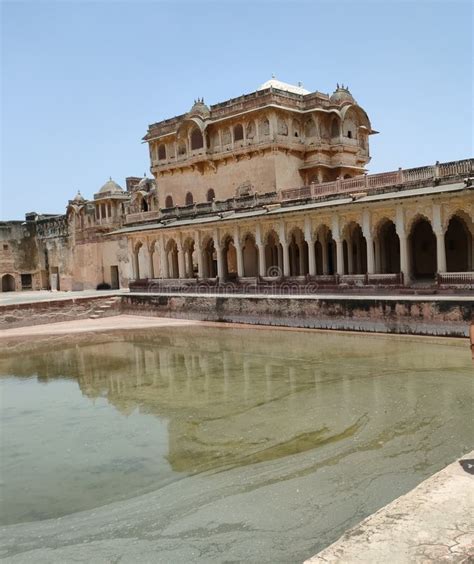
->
[[0, 296, 120, 330], [121, 294, 473, 337]]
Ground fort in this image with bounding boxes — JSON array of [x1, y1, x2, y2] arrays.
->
[[1, 78, 473, 334]]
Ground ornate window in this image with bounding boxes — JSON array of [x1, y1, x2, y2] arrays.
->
[[222, 128, 231, 145], [190, 127, 204, 150], [304, 118, 316, 138], [207, 188, 215, 202], [158, 144, 166, 160], [260, 118, 270, 136], [233, 123, 244, 141], [277, 117, 288, 136], [246, 121, 255, 139]]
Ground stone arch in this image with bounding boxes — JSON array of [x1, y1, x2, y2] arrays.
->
[[1, 274, 15, 292], [241, 233, 258, 276], [342, 221, 367, 275], [304, 117, 317, 138], [314, 225, 335, 275], [409, 216, 436, 279], [288, 226, 308, 276], [233, 123, 244, 142], [133, 240, 149, 280], [185, 192, 194, 206], [331, 116, 340, 138], [445, 212, 472, 272], [165, 195, 174, 209], [292, 119, 301, 138], [206, 188, 215, 202], [221, 234, 237, 278], [277, 117, 288, 136], [190, 127, 204, 150], [165, 238, 179, 278], [202, 236, 217, 278], [260, 117, 270, 137], [374, 218, 400, 274], [264, 229, 282, 276], [182, 236, 196, 278], [246, 120, 256, 140], [158, 144, 166, 160]]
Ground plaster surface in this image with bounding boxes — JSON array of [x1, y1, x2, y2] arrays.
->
[[306, 451, 474, 563]]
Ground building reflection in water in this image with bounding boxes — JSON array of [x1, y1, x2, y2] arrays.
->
[[0, 326, 471, 474]]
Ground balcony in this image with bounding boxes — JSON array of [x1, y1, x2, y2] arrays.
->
[[281, 158, 474, 203]]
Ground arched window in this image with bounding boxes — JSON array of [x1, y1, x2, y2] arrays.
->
[[190, 127, 204, 150], [140, 197, 148, 212], [233, 124, 244, 141], [185, 192, 193, 206], [331, 118, 340, 138], [158, 144, 166, 160], [260, 118, 270, 136], [207, 188, 215, 202], [165, 195, 174, 208], [347, 130, 352, 139]]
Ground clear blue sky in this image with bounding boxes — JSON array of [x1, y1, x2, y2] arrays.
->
[[1, 0, 472, 220]]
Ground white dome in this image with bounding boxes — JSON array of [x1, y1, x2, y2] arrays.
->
[[258, 77, 310, 96], [98, 178, 123, 194]]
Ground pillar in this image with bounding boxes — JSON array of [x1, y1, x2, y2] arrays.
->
[[235, 241, 244, 277], [216, 244, 225, 280], [298, 242, 305, 275], [177, 244, 186, 279], [321, 237, 329, 275], [133, 250, 140, 279], [258, 243, 266, 277], [159, 240, 169, 278], [186, 248, 194, 278], [148, 247, 155, 279], [435, 230, 447, 273], [335, 238, 344, 275], [196, 245, 203, 278], [282, 242, 290, 276], [346, 238, 353, 274], [366, 235, 375, 274], [308, 240, 316, 275], [399, 235, 409, 283]]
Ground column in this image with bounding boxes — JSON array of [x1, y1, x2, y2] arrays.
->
[[216, 244, 225, 280], [148, 247, 155, 279], [177, 244, 186, 279], [282, 242, 290, 276], [277, 244, 283, 273], [321, 237, 329, 274], [133, 250, 140, 279], [346, 238, 353, 274], [159, 239, 169, 278], [186, 249, 194, 278], [335, 238, 344, 275], [435, 230, 447, 273], [298, 242, 305, 275], [257, 243, 266, 277], [374, 238, 381, 273], [196, 245, 203, 278], [399, 235, 409, 284], [235, 241, 244, 277], [366, 235, 375, 274], [308, 239, 316, 275]]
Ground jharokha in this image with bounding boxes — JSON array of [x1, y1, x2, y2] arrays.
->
[[1, 78, 473, 293]]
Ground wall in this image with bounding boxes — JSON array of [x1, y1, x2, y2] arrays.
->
[[0, 295, 120, 330], [121, 294, 473, 337]]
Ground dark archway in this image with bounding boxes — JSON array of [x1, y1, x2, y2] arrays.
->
[[185, 192, 194, 206], [190, 127, 204, 150], [165, 195, 174, 208], [445, 215, 470, 272], [410, 218, 436, 279], [207, 189, 215, 202], [378, 220, 400, 273], [2, 274, 15, 292]]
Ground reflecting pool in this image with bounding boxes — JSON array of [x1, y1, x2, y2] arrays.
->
[[1, 326, 473, 563]]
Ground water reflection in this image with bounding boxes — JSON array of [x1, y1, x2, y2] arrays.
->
[[0, 327, 472, 531]]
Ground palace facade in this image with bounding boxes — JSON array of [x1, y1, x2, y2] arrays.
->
[[1, 78, 473, 293]]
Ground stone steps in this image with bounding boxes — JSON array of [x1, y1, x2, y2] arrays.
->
[[88, 296, 121, 319]]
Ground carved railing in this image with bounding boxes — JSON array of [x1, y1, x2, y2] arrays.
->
[[281, 158, 474, 202], [437, 271, 474, 286], [125, 210, 161, 224]]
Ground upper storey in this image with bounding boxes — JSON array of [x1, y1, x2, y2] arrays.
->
[[143, 79, 377, 186]]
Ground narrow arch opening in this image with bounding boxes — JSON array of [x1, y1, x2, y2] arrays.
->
[[410, 218, 436, 279], [185, 192, 193, 206], [190, 127, 204, 150], [165, 195, 174, 208]]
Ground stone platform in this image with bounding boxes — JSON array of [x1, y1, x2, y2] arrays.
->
[[306, 452, 474, 563]]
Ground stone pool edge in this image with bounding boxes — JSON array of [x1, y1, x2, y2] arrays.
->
[[305, 450, 474, 563]]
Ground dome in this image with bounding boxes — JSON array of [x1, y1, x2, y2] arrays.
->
[[98, 178, 123, 194], [330, 84, 355, 104], [136, 176, 151, 191], [188, 98, 210, 119], [72, 190, 85, 203], [257, 77, 310, 96]]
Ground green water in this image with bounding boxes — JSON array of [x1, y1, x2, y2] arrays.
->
[[0, 326, 472, 562]]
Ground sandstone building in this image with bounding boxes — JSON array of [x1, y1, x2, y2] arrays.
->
[[1, 78, 473, 293]]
